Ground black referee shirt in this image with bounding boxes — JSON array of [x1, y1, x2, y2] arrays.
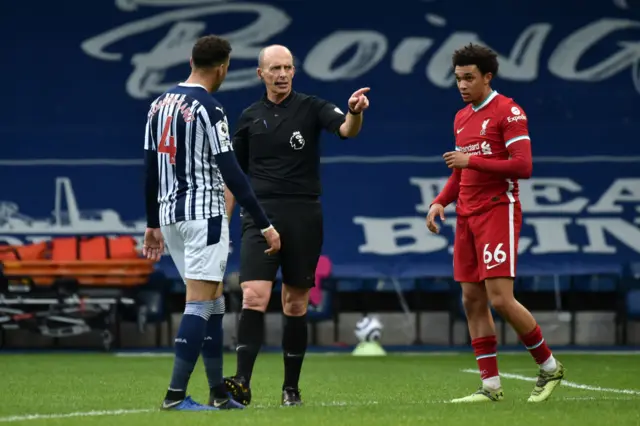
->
[[232, 91, 347, 199]]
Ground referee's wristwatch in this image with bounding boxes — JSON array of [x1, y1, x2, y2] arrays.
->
[[261, 225, 274, 234]]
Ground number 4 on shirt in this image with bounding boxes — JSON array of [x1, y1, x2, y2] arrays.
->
[[158, 116, 176, 165]]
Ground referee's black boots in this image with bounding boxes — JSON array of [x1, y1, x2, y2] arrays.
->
[[281, 387, 303, 407]]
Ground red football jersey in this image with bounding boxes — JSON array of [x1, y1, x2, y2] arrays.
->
[[453, 91, 531, 216]]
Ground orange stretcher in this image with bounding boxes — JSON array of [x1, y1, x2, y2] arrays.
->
[[0, 236, 155, 287], [1, 259, 155, 287]]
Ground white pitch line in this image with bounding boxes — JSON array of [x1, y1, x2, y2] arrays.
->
[[0, 409, 153, 423], [2, 391, 637, 423], [461, 369, 640, 395], [563, 396, 637, 401], [0, 401, 391, 423]]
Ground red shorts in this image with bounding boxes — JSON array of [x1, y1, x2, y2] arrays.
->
[[453, 203, 522, 283]]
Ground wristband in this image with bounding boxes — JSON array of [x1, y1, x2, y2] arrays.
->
[[260, 225, 274, 235], [348, 108, 361, 115]]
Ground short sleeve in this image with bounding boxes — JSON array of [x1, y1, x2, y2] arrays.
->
[[144, 118, 154, 151], [500, 102, 530, 148], [144, 101, 158, 151], [202, 103, 233, 155], [312, 96, 346, 136]]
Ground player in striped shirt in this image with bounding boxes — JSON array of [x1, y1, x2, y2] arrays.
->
[[142, 35, 281, 412], [427, 44, 564, 403]]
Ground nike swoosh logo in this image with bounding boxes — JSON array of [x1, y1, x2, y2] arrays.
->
[[162, 400, 182, 409], [457, 128, 464, 134], [486, 263, 502, 270], [212, 399, 227, 408]]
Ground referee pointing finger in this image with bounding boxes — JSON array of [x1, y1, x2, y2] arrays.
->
[[223, 44, 370, 407]]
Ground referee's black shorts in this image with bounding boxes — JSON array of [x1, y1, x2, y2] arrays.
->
[[238, 198, 323, 289]]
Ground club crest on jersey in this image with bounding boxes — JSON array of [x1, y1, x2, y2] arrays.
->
[[480, 119, 490, 136], [290, 130, 305, 150]]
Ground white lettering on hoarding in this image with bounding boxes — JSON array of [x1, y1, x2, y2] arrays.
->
[[1, 177, 639, 259], [354, 178, 640, 256], [81, 1, 640, 99]]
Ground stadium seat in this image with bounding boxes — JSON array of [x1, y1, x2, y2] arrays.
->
[[572, 275, 617, 292], [336, 279, 365, 292], [618, 289, 640, 345], [627, 290, 640, 318], [629, 262, 640, 280], [307, 256, 338, 344], [308, 288, 335, 345], [373, 278, 415, 292], [415, 277, 451, 293], [454, 296, 507, 345], [124, 271, 172, 347], [616, 263, 640, 345], [517, 275, 570, 292]]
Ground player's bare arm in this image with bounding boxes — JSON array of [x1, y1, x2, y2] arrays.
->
[[338, 87, 370, 138], [426, 168, 461, 234], [426, 204, 445, 234], [142, 228, 164, 261], [447, 43, 563, 404], [149, 35, 252, 412]]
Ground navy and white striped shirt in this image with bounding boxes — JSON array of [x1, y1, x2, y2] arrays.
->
[[144, 83, 232, 227]]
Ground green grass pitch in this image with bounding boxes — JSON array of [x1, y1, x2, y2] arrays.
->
[[1, 352, 639, 425]]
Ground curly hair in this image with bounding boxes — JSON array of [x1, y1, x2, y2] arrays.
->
[[452, 43, 499, 77], [191, 35, 232, 68]]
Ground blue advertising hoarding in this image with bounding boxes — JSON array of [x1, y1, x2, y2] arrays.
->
[[1, 0, 639, 278]]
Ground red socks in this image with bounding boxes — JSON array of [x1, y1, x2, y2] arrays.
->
[[472, 335, 499, 382], [519, 324, 553, 365], [471, 326, 555, 389]]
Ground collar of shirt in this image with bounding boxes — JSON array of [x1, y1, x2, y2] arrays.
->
[[261, 90, 296, 108], [178, 82, 208, 92]]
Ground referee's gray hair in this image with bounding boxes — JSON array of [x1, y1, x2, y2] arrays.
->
[[258, 47, 267, 68]]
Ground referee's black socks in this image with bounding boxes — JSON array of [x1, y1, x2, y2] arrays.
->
[[282, 314, 308, 390], [235, 308, 265, 383]]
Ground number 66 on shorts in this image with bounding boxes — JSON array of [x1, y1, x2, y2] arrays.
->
[[453, 203, 522, 283]]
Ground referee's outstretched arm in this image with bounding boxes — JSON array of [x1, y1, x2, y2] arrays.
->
[[337, 87, 371, 138], [222, 88, 371, 221]]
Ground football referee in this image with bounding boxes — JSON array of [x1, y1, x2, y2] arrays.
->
[[223, 44, 370, 407]]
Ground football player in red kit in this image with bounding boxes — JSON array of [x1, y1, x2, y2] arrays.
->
[[426, 43, 565, 403]]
